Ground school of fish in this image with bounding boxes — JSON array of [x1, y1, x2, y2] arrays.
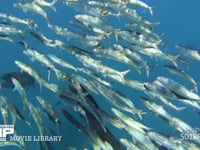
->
[[0, 0, 200, 150]]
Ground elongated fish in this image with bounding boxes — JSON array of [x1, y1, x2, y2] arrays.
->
[[28, 103, 44, 136], [14, 2, 48, 20], [33, 0, 58, 12], [157, 76, 200, 101], [176, 44, 200, 61], [0, 96, 31, 127], [11, 77, 29, 112], [164, 65, 198, 92]]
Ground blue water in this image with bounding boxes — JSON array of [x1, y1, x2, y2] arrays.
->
[[0, 0, 200, 150]]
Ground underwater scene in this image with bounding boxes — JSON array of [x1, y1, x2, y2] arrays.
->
[[0, 0, 200, 150]]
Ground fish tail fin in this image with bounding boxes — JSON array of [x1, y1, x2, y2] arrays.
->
[[138, 111, 147, 120], [169, 55, 179, 67], [55, 70, 62, 80], [120, 70, 130, 79], [130, 108, 144, 119], [192, 84, 198, 93], [105, 32, 112, 39], [52, 0, 58, 5], [114, 29, 120, 43], [18, 41, 29, 49], [38, 80, 43, 94], [54, 39, 62, 47], [149, 21, 160, 31], [49, 0, 58, 12], [51, 6, 57, 12], [11, 78, 17, 91], [149, 6, 154, 16]]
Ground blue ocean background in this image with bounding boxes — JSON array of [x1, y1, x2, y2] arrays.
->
[[0, 0, 200, 149]]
